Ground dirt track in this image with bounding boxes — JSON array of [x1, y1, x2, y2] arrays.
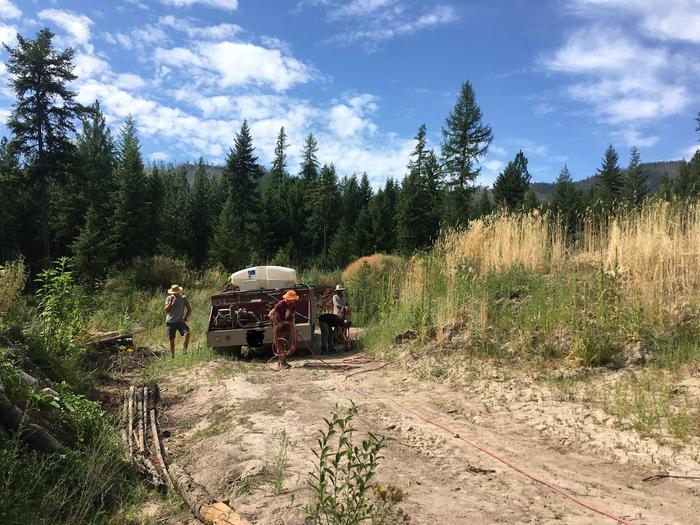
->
[[153, 351, 700, 525]]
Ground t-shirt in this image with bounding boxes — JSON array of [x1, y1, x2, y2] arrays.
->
[[332, 293, 348, 317], [318, 313, 344, 328], [165, 294, 190, 323], [271, 299, 296, 323]]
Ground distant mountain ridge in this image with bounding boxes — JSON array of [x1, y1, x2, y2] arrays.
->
[[531, 161, 684, 200]]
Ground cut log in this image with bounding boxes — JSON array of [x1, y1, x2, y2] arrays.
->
[[168, 463, 250, 525], [0, 381, 66, 453], [127, 386, 134, 455], [136, 388, 145, 455], [149, 400, 172, 488]]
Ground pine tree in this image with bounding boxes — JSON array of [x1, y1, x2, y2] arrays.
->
[[658, 173, 674, 201], [299, 133, 320, 182], [57, 101, 116, 261], [522, 187, 539, 212], [0, 137, 40, 263], [209, 195, 243, 269], [108, 115, 152, 263], [160, 167, 191, 257], [5, 28, 84, 262], [210, 120, 263, 268], [351, 207, 373, 258], [551, 165, 581, 237], [307, 164, 340, 265], [369, 178, 398, 253], [148, 164, 165, 251], [396, 126, 440, 253], [621, 147, 648, 206], [441, 81, 493, 225], [340, 174, 362, 226], [328, 220, 352, 269], [673, 151, 700, 199], [261, 127, 291, 259], [474, 189, 493, 218], [492, 150, 531, 211], [71, 206, 110, 283], [594, 145, 623, 210], [188, 158, 212, 267]]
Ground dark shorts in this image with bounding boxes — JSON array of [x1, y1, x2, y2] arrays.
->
[[167, 322, 189, 340]]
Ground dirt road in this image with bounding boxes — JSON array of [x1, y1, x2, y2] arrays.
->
[[154, 352, 700, 524]]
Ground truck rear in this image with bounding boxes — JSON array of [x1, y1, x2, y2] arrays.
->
[[206, 266, 315, 354]]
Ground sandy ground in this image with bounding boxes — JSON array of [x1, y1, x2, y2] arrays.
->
[[148, 346, 700, 525]]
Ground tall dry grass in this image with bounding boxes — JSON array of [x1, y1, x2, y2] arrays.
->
[[582, 200, 700, 320], [441, 210, 567, 277]]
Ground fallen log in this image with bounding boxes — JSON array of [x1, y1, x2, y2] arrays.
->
[[168, 463, 250, 525], [0, 381, 66, 453], [127, 386, 134, 455], [148, 388, 172, 489]]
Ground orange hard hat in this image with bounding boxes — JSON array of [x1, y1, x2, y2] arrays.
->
[[283, 290, 299, 301]]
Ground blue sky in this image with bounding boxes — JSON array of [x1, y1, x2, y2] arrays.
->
[[1, 0, 699, 187]]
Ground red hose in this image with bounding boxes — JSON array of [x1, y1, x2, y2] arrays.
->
[[343, 377, 634, 525], [269, 332, 633, 524]]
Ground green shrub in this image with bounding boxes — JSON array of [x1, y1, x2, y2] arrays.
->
[[0, 258, 26, 320], [306, 403, 398, 525], [110, 255, 191, 291]]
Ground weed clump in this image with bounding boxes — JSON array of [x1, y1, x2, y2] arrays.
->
[[306, 403, 407, 525]]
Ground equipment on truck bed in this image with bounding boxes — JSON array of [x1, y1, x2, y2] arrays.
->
[[206, 266, 315, 356]]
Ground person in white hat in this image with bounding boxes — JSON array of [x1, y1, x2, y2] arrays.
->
[[164, 284, 192, 357], [332, 284, 348, 319]]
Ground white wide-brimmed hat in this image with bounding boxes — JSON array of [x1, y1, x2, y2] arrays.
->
[[168, 284, 183, 295], [335, 284, 345, 291]]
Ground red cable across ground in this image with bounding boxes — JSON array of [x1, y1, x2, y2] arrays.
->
[[276, 334, 634, 524], [343, 379, 634, 525]]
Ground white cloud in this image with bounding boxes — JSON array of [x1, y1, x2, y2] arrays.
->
[[0, 0, 20, 19], [571, 0, 700, 44], [541, 15, 696, 145], [115, 73, 146, 90], [159, 0, 238, 10], [74, 53, 110, 78], [158, 15, 242, 40], [320, 2, 458, 47], [489, 145, 507, 157], [507, 138, 550, 157], [0, 23, 17, 45], [328, 94, 378, 137], [38, 9, 93, 47], [124, 0, 149, 10], [610, 127, 659, 147], [678, 144, 700, 160], [149, 151, 169, 161], [155, 41, 316, 91], [329, 0, 397, 18]]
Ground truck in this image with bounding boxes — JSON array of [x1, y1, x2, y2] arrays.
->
[[206, 266, 315, 356]]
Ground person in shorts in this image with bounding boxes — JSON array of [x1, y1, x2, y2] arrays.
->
[[164, 284, 192, 358]]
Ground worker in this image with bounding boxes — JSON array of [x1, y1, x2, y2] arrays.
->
[[268, 289, 299, 369], [332, 284, 348, 319], [164, 284, 192, 358], [318, 312, 351, 354]]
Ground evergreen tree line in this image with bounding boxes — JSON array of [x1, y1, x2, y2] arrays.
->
[[1, 28, 700, 280]]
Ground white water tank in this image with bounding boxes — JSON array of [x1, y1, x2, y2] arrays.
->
[[230, 266, 297, 290]]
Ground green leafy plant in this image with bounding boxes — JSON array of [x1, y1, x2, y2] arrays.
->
[[56, 385, 109, 445], [305, 403, 391, 525], [35, 257, 85, 356], [271, 428, 290, 495]]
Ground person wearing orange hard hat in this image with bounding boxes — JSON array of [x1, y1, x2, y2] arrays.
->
[[268, 289, 299, 369]]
